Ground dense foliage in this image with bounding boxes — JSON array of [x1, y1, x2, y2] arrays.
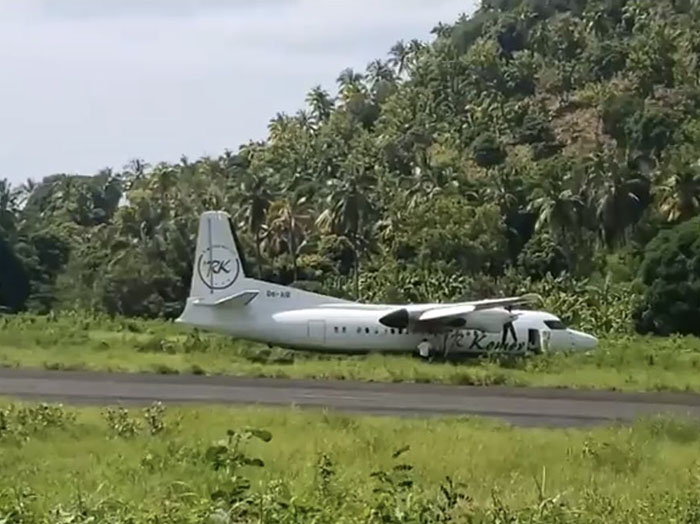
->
[[3, 0, 700, 335], [635, 216, 700, 335]]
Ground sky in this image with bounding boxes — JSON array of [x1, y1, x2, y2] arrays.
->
[[0, 0, 478, 185]]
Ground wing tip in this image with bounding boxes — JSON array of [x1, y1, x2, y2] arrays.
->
[[520, 293, 543, 304]]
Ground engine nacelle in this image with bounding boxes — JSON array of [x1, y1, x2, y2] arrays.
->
[[379, 308, 410, 329], [463, 309, 515, 333]]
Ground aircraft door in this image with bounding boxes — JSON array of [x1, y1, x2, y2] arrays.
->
[[528, 329, 541, 354], [307, 320, 327, 344], [540, 329, 551, 353]]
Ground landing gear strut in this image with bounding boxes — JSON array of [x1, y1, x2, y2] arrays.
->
[[442, 333, 450, 359]]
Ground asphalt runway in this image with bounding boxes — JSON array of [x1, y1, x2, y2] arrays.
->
[[2, 368, 700, 427]]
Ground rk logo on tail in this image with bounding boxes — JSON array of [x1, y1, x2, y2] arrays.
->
[[197, 244, 240, 291]]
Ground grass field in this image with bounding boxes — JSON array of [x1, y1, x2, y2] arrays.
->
[[2, 399, 700, 522], [3, 312, 700, 393]]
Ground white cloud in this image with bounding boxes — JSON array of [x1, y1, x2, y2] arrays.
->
[[0, 0, 477, 184]]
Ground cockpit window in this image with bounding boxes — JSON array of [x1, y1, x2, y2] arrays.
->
[[544, 320, 567, 330]]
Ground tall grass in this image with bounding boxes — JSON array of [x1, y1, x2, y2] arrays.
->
[[1, 400, 700, 522], [3, 312, 700, 392]]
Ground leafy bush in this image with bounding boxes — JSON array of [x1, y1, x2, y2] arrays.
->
[[104, 406, 141, 438], [143, 401, 167, 435], [635, 216, 700, 335], [517, 232, 569, 279], [0, 403, 75, 442]]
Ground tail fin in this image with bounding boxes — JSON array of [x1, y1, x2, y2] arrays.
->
[[188, 211, 248, 303]]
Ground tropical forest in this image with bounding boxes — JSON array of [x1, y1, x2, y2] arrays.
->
[[8, 3, 700, 521], [3, 0, 700, 339]]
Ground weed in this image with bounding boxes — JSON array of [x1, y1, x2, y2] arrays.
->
[[205, 427, 272, 519], [0, 403, 75, 442], [143, 402, 166, 435], [316, 453, 335, 498], [104, 406, 141, 438]]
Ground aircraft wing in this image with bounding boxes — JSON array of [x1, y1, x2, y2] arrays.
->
[[417, 304, 476, 322], [379, 294, 541, 328], [418, 294, 540, 322]]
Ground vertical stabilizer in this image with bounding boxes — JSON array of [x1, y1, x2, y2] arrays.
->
[[188, 211, 247, 304]]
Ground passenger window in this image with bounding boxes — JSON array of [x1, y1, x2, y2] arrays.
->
[[342, 327, 347, 333], [334, 327, 339, 333], [365, 327, 370, 334], [391, 329, 395, 335]]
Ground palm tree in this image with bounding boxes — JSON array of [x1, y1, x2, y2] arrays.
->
[[316, 169, 375, 299], [656, 157, 700, 222], [305, 85, 334, 123], [336, 68, 365, 103], [388, 39, 424, 77], [0, 179, 17, 236], [240, 172, 272, 277], [268, 112, 293, 142], [388, 40, 409, 76], [528, 169, 585, 249], [529, 183, 585, 273], [337, 67, 364, 89], [366, 59, 394, 89], [407, 39, 425, 64], [594, 164, 649, 248], [121, 158, 150, 194], [264, 197, 313, 282], [295, 109, 315, 132], [12, 178, 36, 209], [431, 22, 452, 39], [124, 158, 149, 177]]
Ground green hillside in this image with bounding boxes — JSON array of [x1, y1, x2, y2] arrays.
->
[[3, 0, 700, 336]]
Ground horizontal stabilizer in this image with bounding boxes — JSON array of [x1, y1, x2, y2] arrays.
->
[[193, 290, 259, 308]]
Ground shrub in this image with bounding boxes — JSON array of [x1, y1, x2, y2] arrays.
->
[[635, 216, 700, 335]]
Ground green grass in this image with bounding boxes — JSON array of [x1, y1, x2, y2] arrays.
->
[[3, 312, 700, 393], [2, 400, 700, 522]]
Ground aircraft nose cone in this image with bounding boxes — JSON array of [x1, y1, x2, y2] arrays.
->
[[584, 334, 598, 348], [571, 330, 598, 349]]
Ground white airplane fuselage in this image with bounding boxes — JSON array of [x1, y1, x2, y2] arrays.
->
[[177, 211, 598, 356], [180, 295, 596, 355]]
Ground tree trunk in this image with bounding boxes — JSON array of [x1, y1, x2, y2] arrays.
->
[[254, 231, 263, 279], [289, 226, 297, 283], [353, 234, 360, 301]]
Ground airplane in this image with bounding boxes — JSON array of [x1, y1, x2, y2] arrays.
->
[[176, 211, 599, 358]]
